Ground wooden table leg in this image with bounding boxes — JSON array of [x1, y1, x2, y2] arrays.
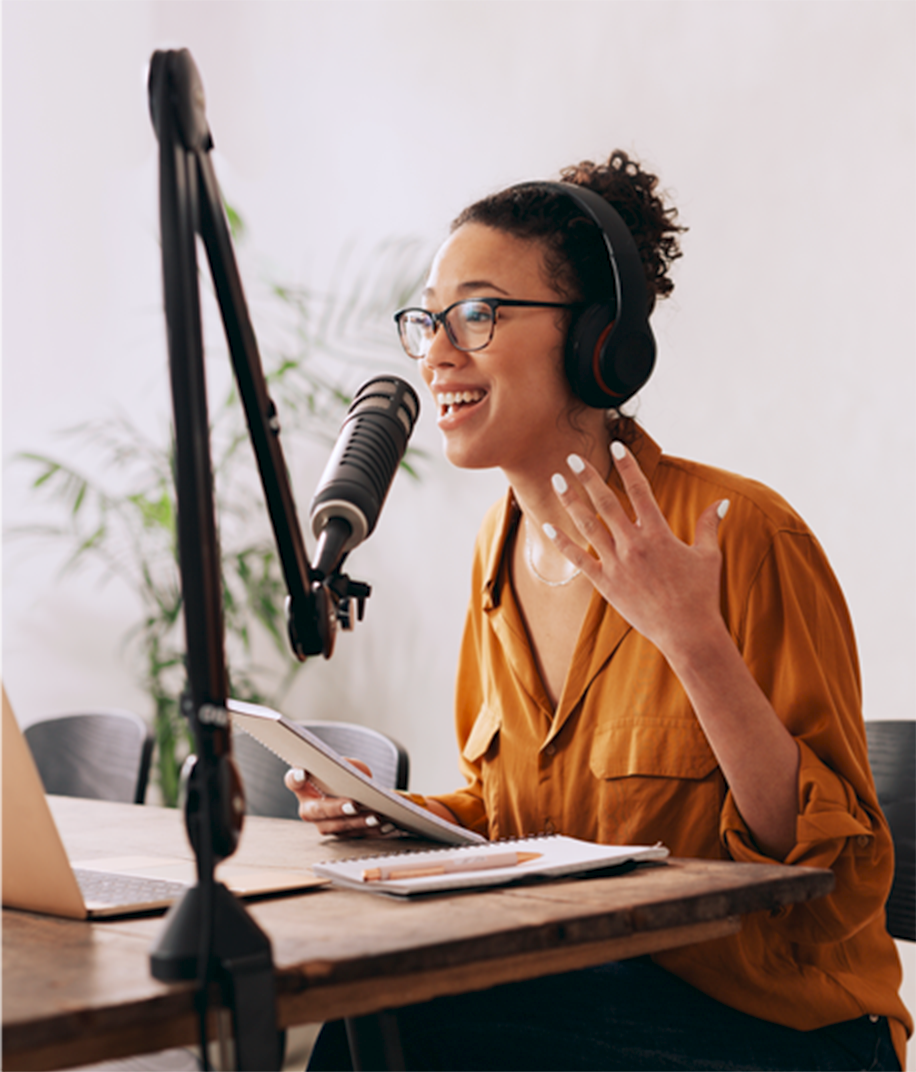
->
[[344, 1013, 406, 1072]]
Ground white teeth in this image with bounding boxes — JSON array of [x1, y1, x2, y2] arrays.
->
[[437, 389, 485, 407]]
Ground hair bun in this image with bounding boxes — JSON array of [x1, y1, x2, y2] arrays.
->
[[559, 151, 685, 303]]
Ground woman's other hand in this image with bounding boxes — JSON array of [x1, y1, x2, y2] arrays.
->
[[547, 441, 729, 662], [283, 761, 397, 839], [548, 441, 799, 859]]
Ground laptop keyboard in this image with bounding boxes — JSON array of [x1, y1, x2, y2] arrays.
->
[[73, 867, 188, 907]]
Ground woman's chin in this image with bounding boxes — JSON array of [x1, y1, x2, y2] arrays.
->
[[441, 435, 499, 471]]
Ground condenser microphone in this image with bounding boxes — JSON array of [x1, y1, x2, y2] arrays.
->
[[309, 376, 420, 580]]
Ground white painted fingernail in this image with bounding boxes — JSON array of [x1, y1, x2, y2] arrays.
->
[[543, 523, 558, 540], [289, 768, 306, 785], [567, 453, 585, 474], [551, 473, 568, 494], [717, 499, 730, 520], [610, 441, 626, 460], [364, 814, 380, 827], [341, 801, 357, 816], [379, 822, 397, 835]]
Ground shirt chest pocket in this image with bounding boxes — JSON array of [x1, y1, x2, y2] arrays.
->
[[462, 703, 501, 764], [588, 718, 722, 851], [589, 718, 719, 782]]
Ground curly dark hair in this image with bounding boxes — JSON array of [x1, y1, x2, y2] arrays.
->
[[451, 150, 686, 315]]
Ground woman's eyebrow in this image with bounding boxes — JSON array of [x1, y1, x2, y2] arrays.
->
[[458, 280, 511, 295], [422, 280, 512, 299]]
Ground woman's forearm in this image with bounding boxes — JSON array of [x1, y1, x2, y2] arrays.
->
[[665, 620, 800, 860]]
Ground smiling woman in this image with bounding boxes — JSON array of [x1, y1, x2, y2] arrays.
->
[[412, 224, 580, 475], [289, 150, 911, 1071]]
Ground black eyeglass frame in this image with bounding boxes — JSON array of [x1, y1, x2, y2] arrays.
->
[[393, 297, 582, 359]]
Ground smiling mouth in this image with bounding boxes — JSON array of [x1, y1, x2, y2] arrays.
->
[[436, 389, 487, 417]]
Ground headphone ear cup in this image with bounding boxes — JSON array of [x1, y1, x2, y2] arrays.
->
[[565, 303, 617, 408], [565, 303, 656, 408]]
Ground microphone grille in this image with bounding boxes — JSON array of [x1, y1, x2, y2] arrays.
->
[[308, 375, 421, 547], [339, 423, 401, 502], [349, 377, 419, 435], [342, 377, 419, 500]]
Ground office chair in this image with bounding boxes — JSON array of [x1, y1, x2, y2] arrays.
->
[[223, 699, 412, 1071], [228, 699, 410, 819], [865, 720, 915, 942], [24, 710, 154, 805]]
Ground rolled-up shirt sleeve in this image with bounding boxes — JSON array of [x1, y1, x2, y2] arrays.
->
[[719, 528, 894, 943], [722, 739, 893, 942]]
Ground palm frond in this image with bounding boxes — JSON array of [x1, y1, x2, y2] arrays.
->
[[8, 234, 431, 805]]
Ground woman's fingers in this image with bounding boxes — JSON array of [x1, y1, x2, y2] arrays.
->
[[549, 469, 617, 555], [546, 440, 730, 655], [300, 797, 398, 837], [697, 498, 730, 551], [284, 767, 323, 799], [283, 767, 396, 837], [345, 758, 373, 778], [606, 441, 666, 532], [565, 451, 629, 533], [552, 443, 667, 555]]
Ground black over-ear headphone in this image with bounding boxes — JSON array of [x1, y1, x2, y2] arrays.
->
[[513, 182, 657, 409]]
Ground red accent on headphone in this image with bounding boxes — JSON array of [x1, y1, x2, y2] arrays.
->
[[591, 321, 624, 399]]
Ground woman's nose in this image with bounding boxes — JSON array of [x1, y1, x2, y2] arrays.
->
[[422, 324, 464, 370]]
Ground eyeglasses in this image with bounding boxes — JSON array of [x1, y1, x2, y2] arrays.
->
[[393, 298, 580, 360]]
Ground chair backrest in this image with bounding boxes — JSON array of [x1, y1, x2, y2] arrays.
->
[[23, 711, 154, 805], [865, 720, 915, 942], [232, 717, 410, 820]]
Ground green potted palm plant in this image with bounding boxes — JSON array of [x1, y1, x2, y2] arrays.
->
[[12, 221, 427, 804]]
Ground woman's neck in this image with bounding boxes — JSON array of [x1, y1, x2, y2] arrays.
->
[[506, 422, 613, 591], [503, 415, 614, 557]]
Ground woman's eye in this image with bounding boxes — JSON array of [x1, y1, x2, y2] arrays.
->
[[461, 303, 493, 326]]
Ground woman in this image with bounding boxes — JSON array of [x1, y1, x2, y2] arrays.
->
[[288, 151, 911, 1070]]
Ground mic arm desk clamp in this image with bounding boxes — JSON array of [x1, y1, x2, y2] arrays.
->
[[146, 48, 367, 1069]]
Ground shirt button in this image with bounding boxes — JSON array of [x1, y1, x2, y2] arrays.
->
[[544, 743, 556, 757], [856, 835, 871, 848], [544, 819, 556, 835], [869, 1015, 880, 1024]]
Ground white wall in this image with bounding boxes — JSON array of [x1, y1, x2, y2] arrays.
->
[[2, 0, 913, 1048]]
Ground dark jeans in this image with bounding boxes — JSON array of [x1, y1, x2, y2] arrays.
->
[[309, 957, 901, 1071]]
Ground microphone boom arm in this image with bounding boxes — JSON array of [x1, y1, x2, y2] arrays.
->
[[145, 47, 380, 1069], [192, 100, 353, 661]]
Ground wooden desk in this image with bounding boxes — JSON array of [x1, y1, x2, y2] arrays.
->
[[3, 797, 834, 1071]]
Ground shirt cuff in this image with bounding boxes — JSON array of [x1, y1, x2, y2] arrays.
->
[[721, 738, 877, 867]]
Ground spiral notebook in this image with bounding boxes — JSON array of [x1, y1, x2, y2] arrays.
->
[[228, 700, 487, 846], [312, 836, 670, 897]]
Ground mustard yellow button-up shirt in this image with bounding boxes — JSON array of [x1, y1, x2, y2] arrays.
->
[[430, 428, 911, 1063]]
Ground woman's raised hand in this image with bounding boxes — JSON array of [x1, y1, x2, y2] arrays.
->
[[545, 441, 730, 661], [283, 761, 397, 839]]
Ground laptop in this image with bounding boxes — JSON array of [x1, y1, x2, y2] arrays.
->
[[2, 686, 324, 918]]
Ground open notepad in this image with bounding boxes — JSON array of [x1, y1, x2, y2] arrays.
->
[[312, 837, 670, 897]]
